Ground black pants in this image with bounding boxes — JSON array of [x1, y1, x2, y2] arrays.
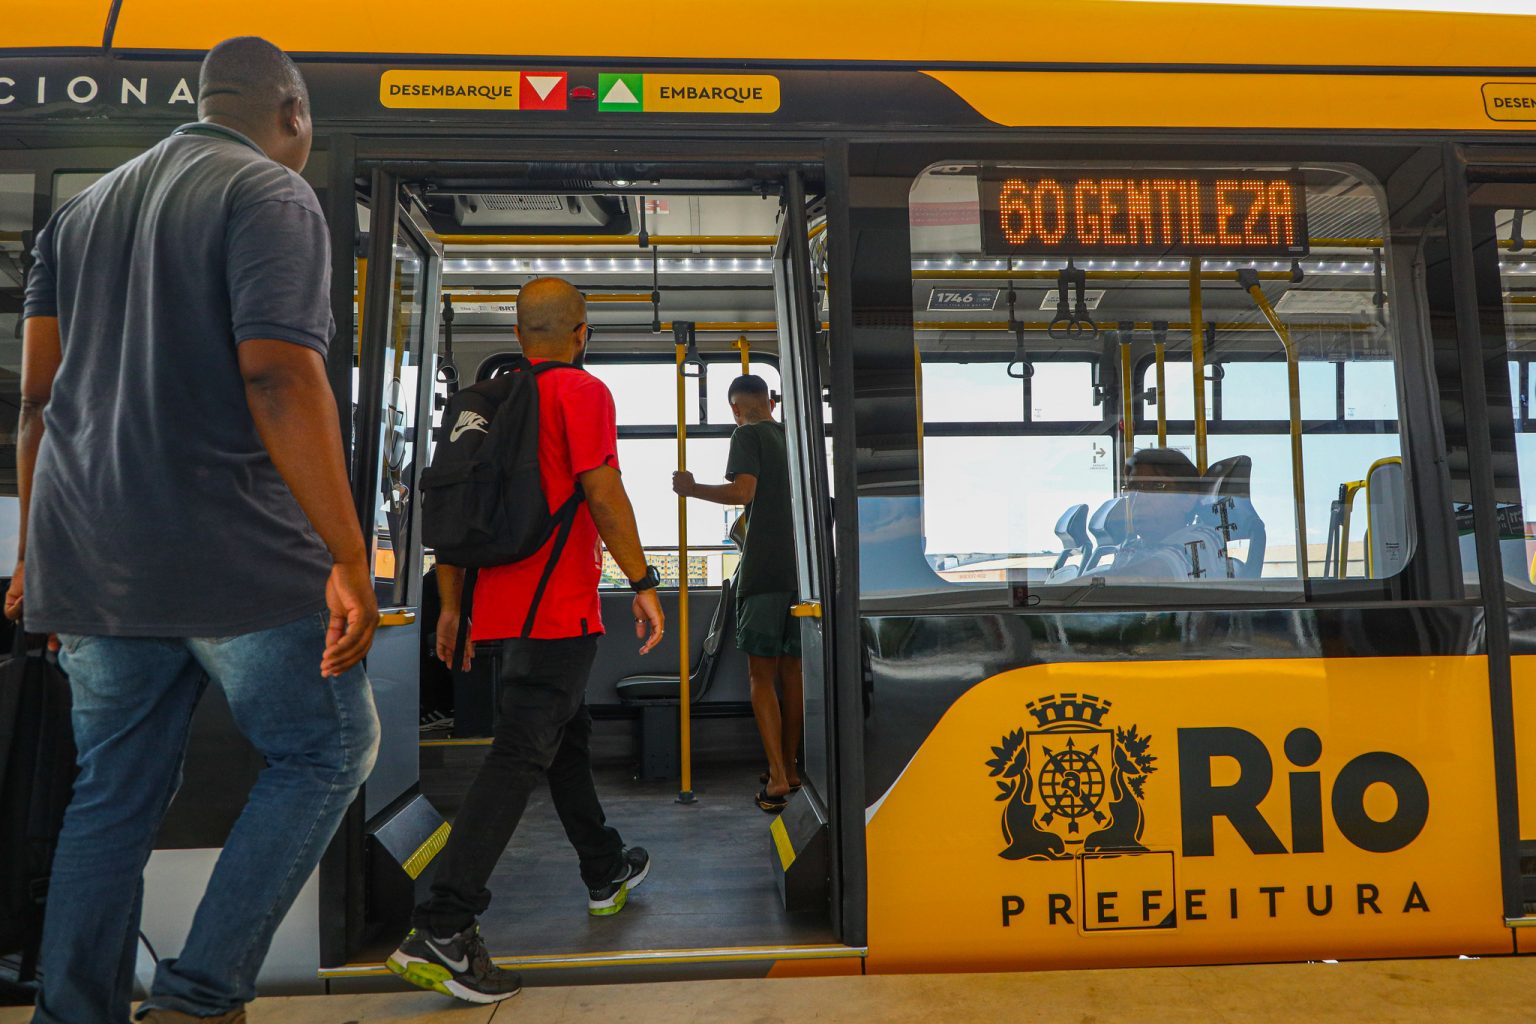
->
[[414, 636, 624, 935]]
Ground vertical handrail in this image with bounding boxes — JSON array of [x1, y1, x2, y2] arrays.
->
[[735, 334, 751, 373], [1237, 270, 1308, 581], [1119, 322, 1134, 453], [1153, 320, 1168, 447], [674, 335, 695, 804], [1189, 258, 1208, 473]]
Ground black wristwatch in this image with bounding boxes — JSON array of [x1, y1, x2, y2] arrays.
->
[[629, 565, 661, 592]]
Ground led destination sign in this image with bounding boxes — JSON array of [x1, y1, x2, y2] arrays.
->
[[979, 170, 1309, 258]]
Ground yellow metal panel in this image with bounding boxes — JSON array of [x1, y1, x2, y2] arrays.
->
[[104, 1, 1536, 70], [402, 821, 450, 880], [866, 656, 1509, 973], [927, 70, 1536, 132], [770, 815, 797, 871], [1511, 655, 1536, 845], [0, 0, 114, 49]]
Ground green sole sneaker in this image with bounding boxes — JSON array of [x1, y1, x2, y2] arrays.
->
[[386, 928, 523, 1004], [588, 846, 651, 916]]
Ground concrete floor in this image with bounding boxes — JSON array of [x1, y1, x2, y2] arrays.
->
[[6, 957, 1536, 1023]]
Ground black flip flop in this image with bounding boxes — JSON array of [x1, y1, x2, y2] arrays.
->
[[760, 770, 803, 790], [756, 788, 788, 814]]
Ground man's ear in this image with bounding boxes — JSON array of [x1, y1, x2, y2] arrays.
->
[[280, 95, 301, 135]]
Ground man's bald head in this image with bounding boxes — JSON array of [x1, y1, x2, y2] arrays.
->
[[516, 277, 588, 357], [198, 37, 313, 172]]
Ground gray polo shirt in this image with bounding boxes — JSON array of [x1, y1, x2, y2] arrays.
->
[[21, 122, 335, 636]]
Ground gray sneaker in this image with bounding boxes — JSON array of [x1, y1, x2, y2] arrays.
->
[[387, 923, 522, 1004], [587, 846, 651, 916]]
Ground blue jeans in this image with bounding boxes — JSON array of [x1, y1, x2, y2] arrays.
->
[[31, 610, 379, 1023]]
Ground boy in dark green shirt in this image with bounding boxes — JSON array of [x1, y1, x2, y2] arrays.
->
[[673, 375, 802, 812]]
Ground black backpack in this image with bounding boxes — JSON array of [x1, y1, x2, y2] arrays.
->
[[420, 358, 584, 646], [0, 629, 76, 984]]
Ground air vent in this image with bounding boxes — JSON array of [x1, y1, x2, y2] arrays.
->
[[452, 194, 615, 228], [478, 195, 566, 212]]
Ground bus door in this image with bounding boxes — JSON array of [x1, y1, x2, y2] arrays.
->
[[771, 171, 839, 908], [1455, 170, 1536, 932], [333, 176, 445, 960]]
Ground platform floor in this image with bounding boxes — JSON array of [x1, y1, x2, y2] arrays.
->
[[5, 957, 1534, 1023]]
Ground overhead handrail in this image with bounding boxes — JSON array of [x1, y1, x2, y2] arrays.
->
[[1236, 267, 1309, 582], [914, 268, 1299, 281], [442, 292, 656, 304], [441, 233, 777, 247], [910, 319, 1378, 333]]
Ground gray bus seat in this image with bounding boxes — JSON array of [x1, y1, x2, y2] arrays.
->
[[1200, 455, 1266, 578], [1081, 497, 1129, 573], [1045, 503, 1092, 581], [615, 575, 735, 703]]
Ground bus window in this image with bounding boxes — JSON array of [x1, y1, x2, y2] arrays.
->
[[586, 357, 751, 589], [51, 171, 104, 211], [0, 174, 32, 572], [1497, 207, 1536, 592], [911, 163, 1412, 597]]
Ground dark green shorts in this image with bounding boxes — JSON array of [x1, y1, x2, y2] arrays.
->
[[735, 591, 802, 659]]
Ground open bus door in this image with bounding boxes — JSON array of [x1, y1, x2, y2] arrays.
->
[[771, 172, 840, 917], [322, 174, 445, 966]]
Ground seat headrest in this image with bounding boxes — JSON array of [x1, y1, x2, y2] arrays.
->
[[1054, 503, 1090, 549], [1204, 455, 1253, 498], [1089, 496, 1130, 546]]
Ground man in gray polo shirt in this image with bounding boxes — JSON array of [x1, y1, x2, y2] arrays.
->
[[10, 38, 379, 1024]]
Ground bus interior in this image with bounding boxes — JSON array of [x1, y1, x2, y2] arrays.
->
[[348, 163, 838, 970]]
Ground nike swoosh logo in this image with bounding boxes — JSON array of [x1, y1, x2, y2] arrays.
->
[[450, 411, 490, 443], [426, 938, 469, 973]]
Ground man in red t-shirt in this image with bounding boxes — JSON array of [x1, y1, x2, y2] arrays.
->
[[390, 277, 664, 1003]]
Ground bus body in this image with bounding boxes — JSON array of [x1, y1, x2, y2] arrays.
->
[[3, 0, 1536, 991]]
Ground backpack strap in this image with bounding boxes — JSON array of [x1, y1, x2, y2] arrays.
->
[[519, 486, 586, 639], [523, 359, 579, 378]]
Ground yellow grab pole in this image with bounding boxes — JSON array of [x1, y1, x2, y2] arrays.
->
[[1154, 335, 1168, 447], [735, 335, 751, 373], [1241, 275, 1309, 582], [675, 341, 695, 802], [355, 258, 367, 353], [1189, 258, 1208, 474], [1119, 334, 1134, 453]]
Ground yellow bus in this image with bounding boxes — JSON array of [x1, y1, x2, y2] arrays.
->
[[3, 0, 1536, 996]]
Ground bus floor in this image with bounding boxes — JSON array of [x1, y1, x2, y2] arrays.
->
[[372, 746, 834, 961]]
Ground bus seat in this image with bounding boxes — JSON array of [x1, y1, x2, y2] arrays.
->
[[1081, 497, 1129, 573], [1046, 503, 1092, 581], [615, 575, 735, 703], [1201, 456, 1266, 578]]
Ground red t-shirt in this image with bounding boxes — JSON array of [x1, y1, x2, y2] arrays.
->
[[470, 362, 618, 641]]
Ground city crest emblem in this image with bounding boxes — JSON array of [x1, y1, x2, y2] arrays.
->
[[986, 693, 1157, 860]]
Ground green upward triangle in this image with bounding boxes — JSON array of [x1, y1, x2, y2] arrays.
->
[[599, 73, 643, 111]]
